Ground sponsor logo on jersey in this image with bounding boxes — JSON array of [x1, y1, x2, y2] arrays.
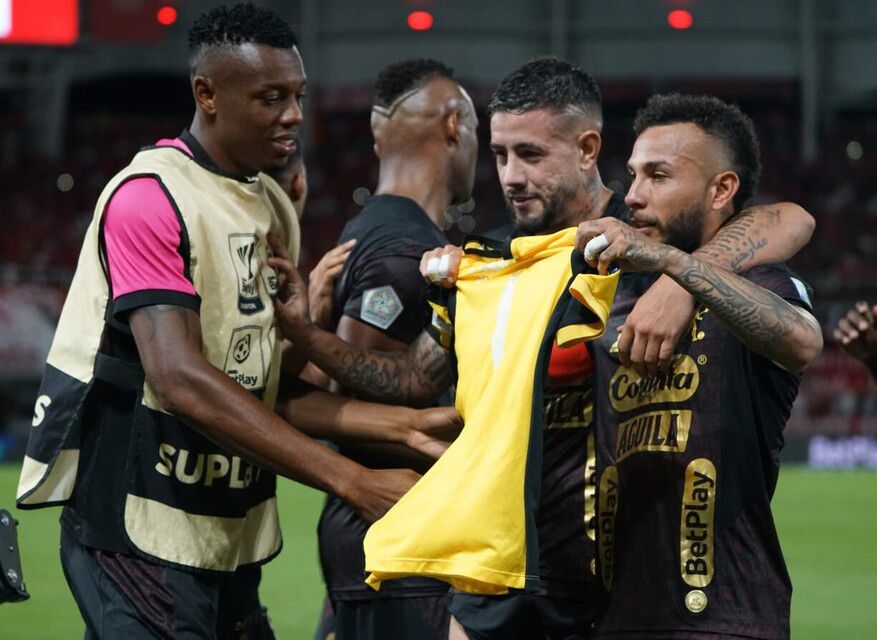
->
[[585, 431, 598, 546], [615, 410, 692, 462], [609, 354, 700, 413], [228, 233, 265, 315], [154, 443, 263, 489], [544, 389, 593, 429], [32, 395, 51, 427], [360, 285, 403, 331], [223, 326, 266, 390], [598, 465, 619, 590], [680, 458, 716, 588]]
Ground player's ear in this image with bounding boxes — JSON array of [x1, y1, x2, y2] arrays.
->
[[709, 170, 739, 213], [445, 109, 461, 147], [192, 76, 218, 116], [578, 129, 602, 172]]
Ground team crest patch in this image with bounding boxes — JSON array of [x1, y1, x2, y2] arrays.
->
[[361, 286, 403, 330]]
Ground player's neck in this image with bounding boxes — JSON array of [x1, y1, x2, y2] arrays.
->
[[374, 159, 453, 230], [188, 118, 249, 179], [570, 173, 615, 227]]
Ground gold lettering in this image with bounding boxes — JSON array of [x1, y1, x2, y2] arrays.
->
[[615, 411, 692, 462], [680, 458, 716, 588], [204, 454, 230, 487], [609, 355, 700, 413], [598, 466, 619, 590], [584, 432, 597, 543]]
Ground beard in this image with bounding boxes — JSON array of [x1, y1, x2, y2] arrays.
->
[[506, 181, 579, 235], [662, 202, 705, 254]]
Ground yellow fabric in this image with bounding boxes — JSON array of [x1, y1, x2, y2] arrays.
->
[[364, 227, 619, 594]]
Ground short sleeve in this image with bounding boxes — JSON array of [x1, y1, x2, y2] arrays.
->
[[102, 177, 200, 322], [741, 264, 814, 312], [341, 253, 430, 343], [556, 269, 620, 347]]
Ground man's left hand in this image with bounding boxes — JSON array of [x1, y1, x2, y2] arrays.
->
[[619, 276, 696, 377], [575, 218, 677, 274]]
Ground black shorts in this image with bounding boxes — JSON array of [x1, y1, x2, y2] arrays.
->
[[332, 594, 450, 640], [449, 591, 595, 640], [60, 527, 274, 639]]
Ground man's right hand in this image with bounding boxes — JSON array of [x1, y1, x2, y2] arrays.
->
[[345, 467, 421, 523], [420, 244, 463, 288], [268, 232, 313, 341], [309, 239, 356, 329], [834, 301, 877, 365]]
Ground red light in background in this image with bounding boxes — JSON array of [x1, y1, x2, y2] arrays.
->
[[407, 11, 434, 31], [157, 6, 178, 27], [667, 9, 693, 30]]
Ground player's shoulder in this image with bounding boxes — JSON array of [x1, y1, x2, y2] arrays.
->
[[740, 263, 813, 310], [344, 194, 446, 255], [105, 177, 175, 228]]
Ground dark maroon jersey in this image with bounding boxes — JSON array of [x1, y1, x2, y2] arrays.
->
[[535, 192, 628, 599], [592, 265, 812, 639]]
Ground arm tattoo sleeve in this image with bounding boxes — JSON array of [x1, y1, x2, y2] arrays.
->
[[325, 332, 454, 406], [693, 205, 779, 273], [666, 252, 816, 366]]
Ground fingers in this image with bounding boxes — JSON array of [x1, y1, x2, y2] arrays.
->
[[267, 232, 293, 261], [641, 335, 662, 378], [657, 338, 675, 373], [575, 219, 613, 252], [617, 323, 635, 368], [836, 317, 859, 344], [421, 244, 462, 287], [848, 303, 872, 332], [597, 244, 619, 275]]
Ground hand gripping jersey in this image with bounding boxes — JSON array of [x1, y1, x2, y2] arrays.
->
[[592, 266, 811, 639], [363, 228, 618, 594], [16, 144, 299, 573]]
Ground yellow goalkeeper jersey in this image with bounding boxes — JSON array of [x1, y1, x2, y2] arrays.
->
[[364, 227, 619, 594]]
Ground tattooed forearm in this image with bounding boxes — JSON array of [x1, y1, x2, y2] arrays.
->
[[664, 251, 821, 371], [308, 330, 453, 406], [694, 205, 778, 273]]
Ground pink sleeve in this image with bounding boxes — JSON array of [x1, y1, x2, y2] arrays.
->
[[103, 177, 199, 315]]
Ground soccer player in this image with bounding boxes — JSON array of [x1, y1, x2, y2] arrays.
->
[[268, 59, 815, 640], [15, 4, 439, 637], [834, 301, 877, 380], [421, 58, 816, 640], [577, 93, 822, 639], [315, 59, 477, 640]]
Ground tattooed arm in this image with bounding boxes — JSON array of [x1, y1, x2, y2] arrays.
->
[[575, 203, 815, 376], [266, 233, 454, 406], [575, 218, 823, 372], [129, 304, 420, 523], [694, 202, 815, 271], [661, 252, 822, 372], [289, 326, 454, 406]]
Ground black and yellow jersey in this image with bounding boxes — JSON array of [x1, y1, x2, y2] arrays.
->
[[592, 265, 812, 639], [363, 228, 618, 595]]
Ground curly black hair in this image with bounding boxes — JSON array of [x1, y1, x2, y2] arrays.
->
[[488, 57, 601, 119], [633, 93, 761, 213], [373, 59, 454, 108], [188, 2, 297, 65]]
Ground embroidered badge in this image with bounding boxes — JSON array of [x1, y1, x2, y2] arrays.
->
[[361, 286, 403, 330]]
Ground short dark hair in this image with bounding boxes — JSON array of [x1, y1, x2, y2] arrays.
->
[[373, 59, 455, 108], [633, 93, 761, 213], [188, 2, 297, 70], [488, 57, 602, 119]]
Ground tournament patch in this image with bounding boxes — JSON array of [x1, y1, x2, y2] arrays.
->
[[360, 286, 403, 330], [228, 233, 265, 315]]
